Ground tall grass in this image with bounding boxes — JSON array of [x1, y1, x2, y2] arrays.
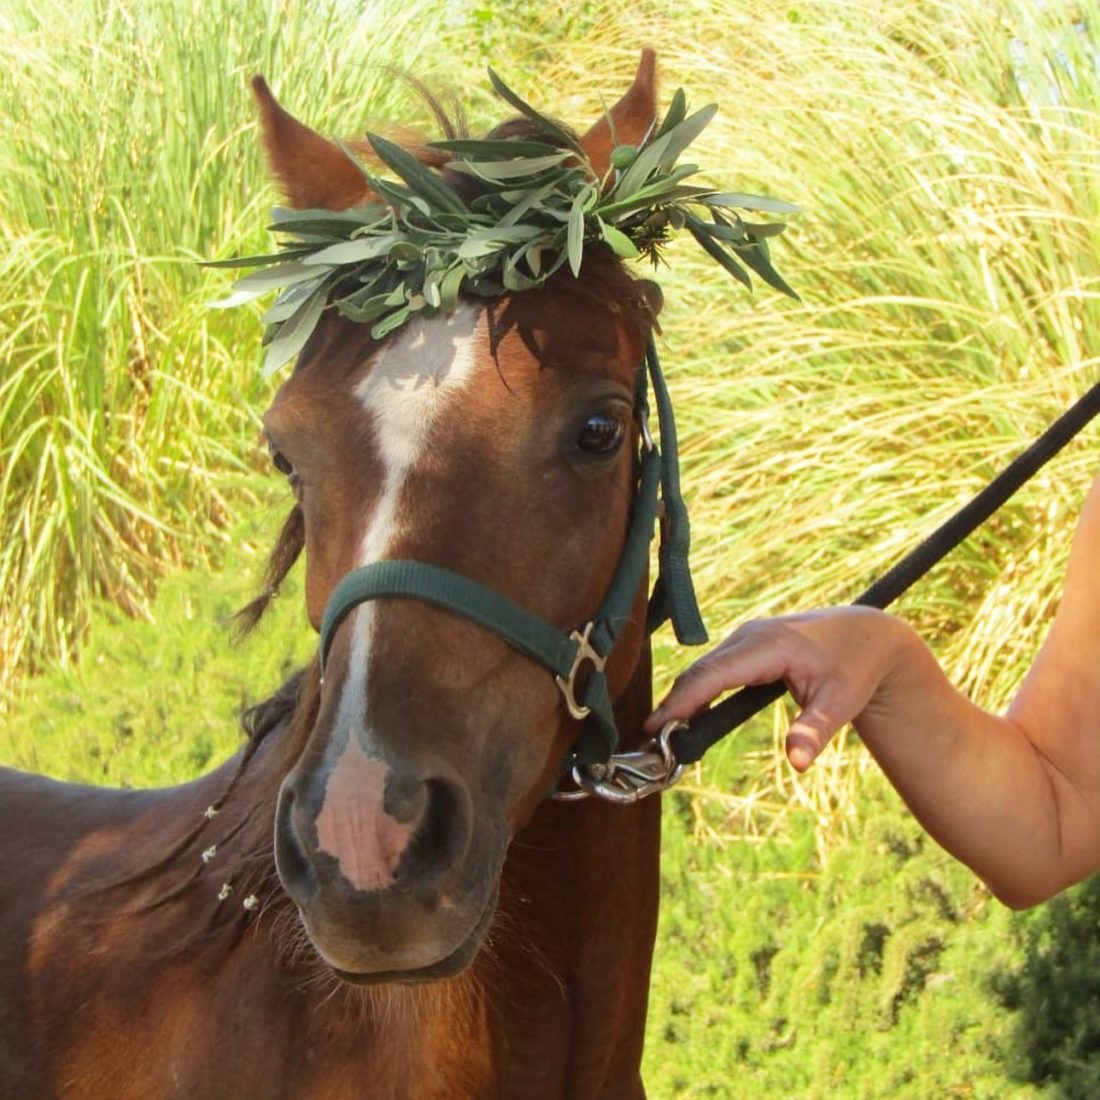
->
[[0, 0, 482, 692], [576, 0, 1098, 856], [3, 0, 1097, 824]]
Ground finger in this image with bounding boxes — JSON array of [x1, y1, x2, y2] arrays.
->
[[644, 656, 742, 731], [645, 643, 783, 732]]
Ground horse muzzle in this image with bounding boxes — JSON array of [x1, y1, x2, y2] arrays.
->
[[274, 742, 506, 980]]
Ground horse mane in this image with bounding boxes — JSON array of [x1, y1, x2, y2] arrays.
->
[[234, 505, 305, 634]]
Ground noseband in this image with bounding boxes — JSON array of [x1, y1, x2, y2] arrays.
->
[[318, 335, 707, 801]]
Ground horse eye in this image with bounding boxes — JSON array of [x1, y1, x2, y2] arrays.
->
[[577, 412, 627, 455], [267, 440, 295, 478]]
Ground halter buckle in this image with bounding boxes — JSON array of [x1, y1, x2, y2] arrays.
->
[[555, 622, 608, 720], [553, 721, 686, 803]]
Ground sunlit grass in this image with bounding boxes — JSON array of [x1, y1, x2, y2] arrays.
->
[[0, 0, 479, 693], [3, 0, 1097, 858]]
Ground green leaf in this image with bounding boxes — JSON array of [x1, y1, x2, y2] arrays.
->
[[366, 132, 467, 215], [498, 179, 565, 228], [335, 284, 405, 323], [444, 151, 572, 181], [271, 205, 376, 228], [705, 192, 802, 215], [208, 286, 269, 310], [525, 241, 545, 277], [567, 186, 590, 276], [486, 68, 585, 155], [611, 130, 674, 200], [502, 252, 540, 291], [306, 237, 394, 265], [595, 180, 711, 221], [201, 248, 313, 269], [262, 283, 329, 376], [422, 269, 443, 308], [366, 176, 425, 216], [597, 218, 640, 258], [262, 278, 324, 324], [387, 240, 422, 263], [209, 261, 326, 308], [370, 306, 413, 341], [654, 88, 687, 140], [438, 265, 465, 311], [695, 218, 746, 244], [233, 260, 330, 293], [736, 242, 800, 300], [656, 104, 718, 172], [743, 221, 788, 239], [685, 215, 752, 291], [457, 224, 542, 260]]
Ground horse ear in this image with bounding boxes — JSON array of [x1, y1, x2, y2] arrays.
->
[[579, 49, 657, 181], [251, 76, 373, 211]]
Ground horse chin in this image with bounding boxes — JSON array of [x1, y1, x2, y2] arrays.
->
[[305, 879, 500, 987], [329, 885, 497, 986]]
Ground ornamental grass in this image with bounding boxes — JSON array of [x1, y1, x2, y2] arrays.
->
[[3, 0, 1098, 838]]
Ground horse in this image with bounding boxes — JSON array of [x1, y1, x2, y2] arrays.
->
[[0, 51, 676, 1099]]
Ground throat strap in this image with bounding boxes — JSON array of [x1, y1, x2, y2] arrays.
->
[[643, 335, 708, 644]]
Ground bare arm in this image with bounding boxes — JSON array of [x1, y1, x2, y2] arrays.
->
[[648, 474, 1100, 909]]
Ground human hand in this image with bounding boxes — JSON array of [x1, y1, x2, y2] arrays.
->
[[645, 607, 913, 771]]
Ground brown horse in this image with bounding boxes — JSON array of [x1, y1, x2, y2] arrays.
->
[[0, 53, 671, 1099]]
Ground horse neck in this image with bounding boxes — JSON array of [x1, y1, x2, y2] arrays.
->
[[488, 639, 660, 1097]]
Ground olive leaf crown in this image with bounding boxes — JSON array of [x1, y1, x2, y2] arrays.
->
[[209, 69, 799, 376]]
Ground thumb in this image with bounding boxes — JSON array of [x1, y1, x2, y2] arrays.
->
[[784, 698, 844, 773]]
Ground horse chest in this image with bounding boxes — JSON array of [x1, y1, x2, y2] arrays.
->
[[27, 955, 497, 1100]]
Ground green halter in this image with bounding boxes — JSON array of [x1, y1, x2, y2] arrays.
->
[[319, 335, 706, 768]]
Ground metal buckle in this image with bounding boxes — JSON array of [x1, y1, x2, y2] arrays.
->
[[553, 720, 687, 804], [554, 622, 608, 720]]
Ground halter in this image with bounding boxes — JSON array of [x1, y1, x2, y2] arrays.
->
[[318, 335, 707, 796]]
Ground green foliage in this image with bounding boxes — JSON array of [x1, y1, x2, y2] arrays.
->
[[645, 776, 1047, 1098], [993, 876, 1100, 1098], [0, 0, 473, 692], [0, 486, 310, 785]]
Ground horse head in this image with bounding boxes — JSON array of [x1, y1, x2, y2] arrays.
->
[[254, 55, 663, 983]]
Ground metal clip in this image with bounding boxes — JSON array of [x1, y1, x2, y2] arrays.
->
[[555, 622, 608, 720], [553, 721, 686, 804]]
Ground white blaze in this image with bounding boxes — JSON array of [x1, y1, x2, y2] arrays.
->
[[330, 305, 482, 743]]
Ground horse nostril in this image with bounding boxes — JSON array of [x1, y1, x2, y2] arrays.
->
[[274, 783, 317, 903], [395, 778, 472, 891]]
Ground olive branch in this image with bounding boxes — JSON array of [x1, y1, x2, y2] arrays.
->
[[208, 69, 800, 376]]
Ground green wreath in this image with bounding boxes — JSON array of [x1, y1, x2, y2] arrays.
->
[[209, 69, 799, 376]]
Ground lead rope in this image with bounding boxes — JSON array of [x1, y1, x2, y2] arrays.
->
[[657, 377, 1100, 773], [572, 375, 1100, 801]]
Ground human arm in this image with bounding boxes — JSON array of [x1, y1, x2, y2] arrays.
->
[[647, 474, 1100, 908]]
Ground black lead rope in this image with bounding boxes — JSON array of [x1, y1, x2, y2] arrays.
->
[[670, 377, 1100, 767]]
